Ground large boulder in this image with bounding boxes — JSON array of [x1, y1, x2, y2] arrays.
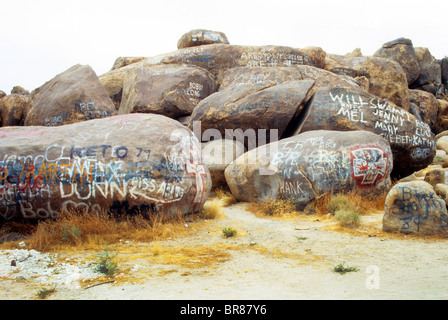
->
[[24, 65, 116, 127], [383, 181, 448, 235], [373, 37, 420, 85], [324, 54, 410, 110], [219, 65, 364, 93], [0, 114, 212, 221], [118, 64, 217, 119], [0, 94, 29, 126], [111, 57, 147, 70], [177, 29, 230, 49], [410, 47, 442, 95], [435, 99, 448, 133], [225, 130, 393, 209], [188, 80, 315, 146], [201, 139, 246, 188], [130, 44, 314, 83], [295, 86, 436, 177]]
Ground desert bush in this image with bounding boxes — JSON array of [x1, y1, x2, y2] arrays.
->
[[334, 209, 360, 228], [93, 247, 119, 276], [199, 198, 225, 219], [222, 227, 237, 238], [262, 198, 296, 216]]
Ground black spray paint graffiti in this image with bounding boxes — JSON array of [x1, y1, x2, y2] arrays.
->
[[390, 185, 448, 232]]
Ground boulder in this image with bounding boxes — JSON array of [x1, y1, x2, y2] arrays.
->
[[24, 65, 116, 127], [177, 29, 230, 49], [188, 80, 315, 147], [219, 65, 364, 93], [324, 54, 410, 110], [201, 139, 246, 188], [295, 86, 436, 177], [11, 86, 30, 96], [373, 37, 420, 85], [410, 47, 442, 95], [436, 135, 448, 154], [0, 94, 29, 126], [111, 57, 147, 70], [432, 149, 448, 167], [408, 89, 439, 132], [435, 99, 448, 133], [131, 44, 314, 83], [423, 167, 447, 187], [0, 91, 6, 99], [299, 47, 326, 69], [383, 181, 448, 235], [0, 114, 212, 221], [224, 130, 393, 209], [118, 64, 217, 118], [440, 57, 448, 89]]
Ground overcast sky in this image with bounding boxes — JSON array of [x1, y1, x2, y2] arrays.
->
[[1, 0, 447, 93]]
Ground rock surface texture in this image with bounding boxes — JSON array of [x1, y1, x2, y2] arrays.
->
[[0, 114, 211, 221]]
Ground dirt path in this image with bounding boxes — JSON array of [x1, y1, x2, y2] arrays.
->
[[1, 202, 447, 300]]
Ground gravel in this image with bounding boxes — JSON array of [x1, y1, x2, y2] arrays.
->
[[0, 249, 102, 289]]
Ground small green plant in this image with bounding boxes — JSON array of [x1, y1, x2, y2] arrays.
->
[[36, 287, 56, 299], [335, 209, 360, 228], [333, 263, 359, 275], [61, 224, 81, 243], [93, 247, 119, 276], [296, 236, 307, 241], [222, 227, 237, 238]]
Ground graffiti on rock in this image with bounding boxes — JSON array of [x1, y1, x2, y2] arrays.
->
[[350, 146, 388, 187]]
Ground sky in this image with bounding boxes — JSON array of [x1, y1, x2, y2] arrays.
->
[[1, 0, 447, 93]]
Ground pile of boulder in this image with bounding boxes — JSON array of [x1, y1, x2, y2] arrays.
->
[[1, 29, 447, 236]]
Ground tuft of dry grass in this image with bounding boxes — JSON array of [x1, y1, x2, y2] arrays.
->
[[23, 209, 192, 252], [313, 190, 386, 216], [199, 198, 225, 220], [214, 188, 237, 207], [247, 197, 299, 218]]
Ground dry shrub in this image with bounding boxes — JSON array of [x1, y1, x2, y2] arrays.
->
[[214, 188, 237, 207], [247, 198, 298, 218], [313, 190, 386, 216], [25, 209, 189, 252], [199, 198, 225, 220]]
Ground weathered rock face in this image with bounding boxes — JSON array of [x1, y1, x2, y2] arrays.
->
[[219, 65, 363, 93], [188, 80, 315, 147], [299, 47, 326, 69], [373, 37, 420, 85], [0, 114, 212, 221], [11, 86, 30, 96], [133, 44, 314, 83], [436, 99, 448, 133], [324, 54, 410, 110], [224, 130, 393, 209], [118, 64, 217, 119], [0, 94, 29, 127], [408, 89, 439, 132], [383, 181, 448, 235], [24, 65, 117, 127], [201, 139, 246, 188], [296, 86, 436, 177], [177, 29, 230, 49], [111, 57, 147, 70], [410, 47, 442, 95]]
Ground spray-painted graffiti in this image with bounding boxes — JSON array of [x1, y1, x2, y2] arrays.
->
[[388, 184, 448, 232], [0, 132, 206, 220], [350, 146, 388, 187]]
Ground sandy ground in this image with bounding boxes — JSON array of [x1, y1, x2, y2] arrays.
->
[[0, 202, 447, 300]]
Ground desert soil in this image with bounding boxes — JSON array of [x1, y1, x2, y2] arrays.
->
[[0, 202, 447, 300]]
